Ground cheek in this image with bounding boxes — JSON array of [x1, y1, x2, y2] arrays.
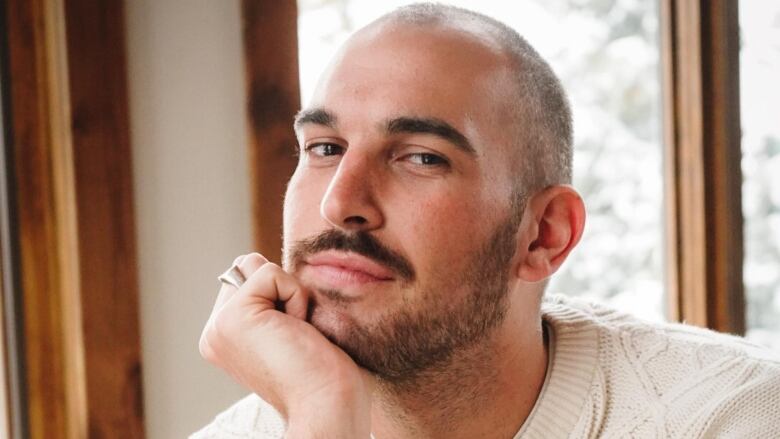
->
[[410, 187, 485, 233], [283, 173, 327, 246], [401, 190, 487, 273]]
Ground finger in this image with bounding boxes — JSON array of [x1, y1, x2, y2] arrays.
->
[[214, 252, 271, 309], [238, 252, 269, 277], [213, 254, 246, 311], [213, 252, 271, 315], [223, 252, 268, 306], [233, 262, 309, 320]]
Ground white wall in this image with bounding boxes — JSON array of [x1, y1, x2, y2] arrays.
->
[[125, 1, 253, 436]]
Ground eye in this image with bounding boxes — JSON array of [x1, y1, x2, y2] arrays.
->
[[305, 142, 344, 157], [405, 152, 448, 167]]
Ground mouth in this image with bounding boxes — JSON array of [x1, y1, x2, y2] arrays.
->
[[303, 250, 395, 289]]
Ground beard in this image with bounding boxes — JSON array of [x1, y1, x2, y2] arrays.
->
[[285, 214, 520, 384]]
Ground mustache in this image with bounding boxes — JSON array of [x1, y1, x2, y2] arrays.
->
[[289, 229, 415, 281]]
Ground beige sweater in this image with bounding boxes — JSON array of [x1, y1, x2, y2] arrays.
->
[[191, 295, 780, 438]]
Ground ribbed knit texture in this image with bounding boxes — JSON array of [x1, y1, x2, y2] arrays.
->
[[191, 294, 780, 438]]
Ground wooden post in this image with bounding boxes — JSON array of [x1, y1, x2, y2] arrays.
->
[[5, 0, 145, 436], [241, 0, 300, 263], [6, 0, 87, 435], [661, 0, 744, 334], [63, 0, 145, 436]]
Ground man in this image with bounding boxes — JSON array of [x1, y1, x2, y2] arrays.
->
[[194, 4, 780, 438]]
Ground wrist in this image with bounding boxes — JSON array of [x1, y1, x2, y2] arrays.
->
[[285, 378, 371, 439]]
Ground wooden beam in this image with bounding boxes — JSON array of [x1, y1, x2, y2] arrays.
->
[[0, 1, 29, 436], [5, 0, 145, 437], [0, 273, 10, 438], [6, 0, 87, 436], [661, 0, 744, 334], [62, 0, 145, 436], [241, 0, 300, 263]]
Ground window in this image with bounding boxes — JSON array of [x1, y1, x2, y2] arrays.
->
[[741, 2, 780, 350]]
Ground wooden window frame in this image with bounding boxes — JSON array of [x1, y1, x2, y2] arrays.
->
[[0, 5, 21, 431], [661, 0, 744, 334], [3, 0, 144, 437], [241, 0, 300, 265], [1, 0, 26, 435]]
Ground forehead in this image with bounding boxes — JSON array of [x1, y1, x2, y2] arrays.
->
[[307, 23, 516, 150]]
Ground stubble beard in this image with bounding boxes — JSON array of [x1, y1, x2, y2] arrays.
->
[[291, 214, 521, 385]]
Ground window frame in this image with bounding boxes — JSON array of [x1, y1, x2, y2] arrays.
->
[[241, 0, 300, 264], [2, 0, 144, 437], [661, 0, 744, 334]]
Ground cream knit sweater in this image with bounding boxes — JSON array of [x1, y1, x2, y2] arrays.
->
[[191, 295, 780, 438]]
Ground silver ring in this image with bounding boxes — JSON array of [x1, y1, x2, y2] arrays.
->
[[218, 263, 246, 289]]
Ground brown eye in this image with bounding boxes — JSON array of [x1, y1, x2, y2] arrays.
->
[[407, 152, 448, 166], [307, 143, 344, 157]]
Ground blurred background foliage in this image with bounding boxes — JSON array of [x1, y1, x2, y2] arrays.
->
[[741, 1, 780, 349]]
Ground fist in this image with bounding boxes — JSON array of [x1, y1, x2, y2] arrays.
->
[[199, 253, 371, 437]]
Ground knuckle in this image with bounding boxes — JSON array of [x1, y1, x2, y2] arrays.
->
[[243, 252, 268, 267], [259, 262, 283, 275]]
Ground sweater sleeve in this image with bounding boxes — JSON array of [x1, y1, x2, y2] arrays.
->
[[189, 393, 286, 439]]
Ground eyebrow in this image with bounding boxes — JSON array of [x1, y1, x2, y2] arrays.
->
[[294, 108, 336, 132], [386, 116, 476, 155], [293, 108, 476, 155]]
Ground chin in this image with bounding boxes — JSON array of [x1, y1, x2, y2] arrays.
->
[[308, 301, 360, 347], [308, 300, 389, 376]]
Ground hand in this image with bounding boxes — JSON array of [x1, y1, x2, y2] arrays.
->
[[199, 253, 371, 438]]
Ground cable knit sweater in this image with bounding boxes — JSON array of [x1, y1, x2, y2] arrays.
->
[[191, 294, 780, 438]]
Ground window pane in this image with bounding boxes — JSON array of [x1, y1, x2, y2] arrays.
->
[[298, 0, 666, 321], [741, 2, 780, 350]]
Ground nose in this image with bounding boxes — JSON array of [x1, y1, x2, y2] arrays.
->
[[320, 152, 384, 232]]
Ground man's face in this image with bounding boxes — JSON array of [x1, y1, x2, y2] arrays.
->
[[282, 24, 522, 380]]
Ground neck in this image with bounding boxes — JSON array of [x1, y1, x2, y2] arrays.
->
[[369, 309, 548, 439]]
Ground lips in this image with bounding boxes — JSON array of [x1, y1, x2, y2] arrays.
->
[[304, 250, 395, 288]]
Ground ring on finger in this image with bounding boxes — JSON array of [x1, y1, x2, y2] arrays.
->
[[218, 263, 247, 289]]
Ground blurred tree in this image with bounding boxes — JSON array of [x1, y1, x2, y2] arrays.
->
[[740, 1, 780, 349]]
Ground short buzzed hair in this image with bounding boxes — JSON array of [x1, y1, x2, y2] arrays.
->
[[381, 3, 573, 201]]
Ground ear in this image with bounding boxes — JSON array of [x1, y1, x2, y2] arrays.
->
[[515, 185, 586, 283]]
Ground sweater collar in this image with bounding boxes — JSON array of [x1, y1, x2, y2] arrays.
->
[[513, 295, 601, 438]]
